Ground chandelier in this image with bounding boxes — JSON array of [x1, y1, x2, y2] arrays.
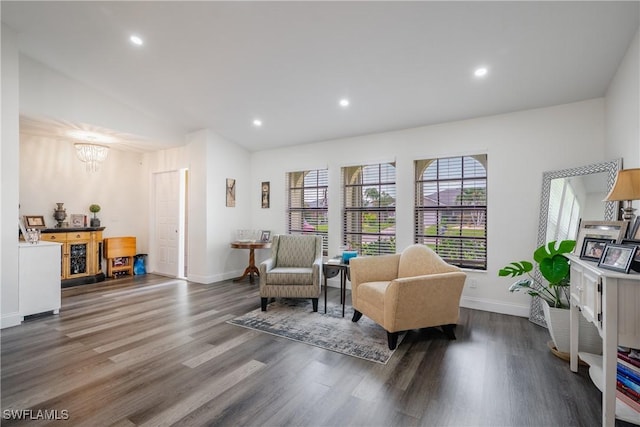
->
[[75, 143, 109, 172]]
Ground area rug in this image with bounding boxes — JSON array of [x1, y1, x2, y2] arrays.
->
[[227, 299, 404, 364]]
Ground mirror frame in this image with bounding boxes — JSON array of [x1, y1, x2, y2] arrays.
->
[[530, 158, 622, 326]]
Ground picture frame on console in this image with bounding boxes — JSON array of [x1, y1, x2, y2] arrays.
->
[[629, 217, 640, 240], [620, 239, 640, 272], [70, 214, 84, 228], [574, 220, 628, 256], [23, 215, 45, 228], [579, 237, 613, 262], [597, 243, 637, 274]]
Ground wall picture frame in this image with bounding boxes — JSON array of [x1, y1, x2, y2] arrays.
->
[[23, 215, 46, 228], [226, 178, 236, 207], [261, 181, 270, 209], [579, 237, 614, 262], [597, 243, 637, 274]]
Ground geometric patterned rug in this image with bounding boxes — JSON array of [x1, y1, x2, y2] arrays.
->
[[227, 298, 404, 364]]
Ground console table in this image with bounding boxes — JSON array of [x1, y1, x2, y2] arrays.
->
[[40, 227, 105, 287], [567, 254, 640, 426], [230, 241, 271, 283]]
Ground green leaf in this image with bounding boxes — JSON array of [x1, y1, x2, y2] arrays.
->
[[498, 261, 533, 277], [539, 256, 570, 285], [508, 278, 533, 292], [533, 240, 575, 263]]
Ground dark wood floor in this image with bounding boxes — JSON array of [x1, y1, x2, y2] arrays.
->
[[0, 274, 623, 426]]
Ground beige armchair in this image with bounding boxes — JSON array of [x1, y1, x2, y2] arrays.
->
[[350, 244, 467, 350], [259, 234, 323, 312]]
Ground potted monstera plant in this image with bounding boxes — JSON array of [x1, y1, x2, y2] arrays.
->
[[499, 240, 602, 356]]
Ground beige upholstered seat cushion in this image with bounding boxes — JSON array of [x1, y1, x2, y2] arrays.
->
[[265, 267, 313, 285]]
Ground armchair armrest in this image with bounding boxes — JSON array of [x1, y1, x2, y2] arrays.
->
[[383, 271, 467, 332], [259, 258, 275, 288]]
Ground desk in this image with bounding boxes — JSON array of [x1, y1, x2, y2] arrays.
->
[[323, 260, 350, 317], [230, 241, 271, 283]]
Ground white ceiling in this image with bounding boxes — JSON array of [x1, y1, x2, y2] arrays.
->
[[2, 1, 639, 152]]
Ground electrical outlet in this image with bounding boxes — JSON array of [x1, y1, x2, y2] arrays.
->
[[468, 279, 478, 288]]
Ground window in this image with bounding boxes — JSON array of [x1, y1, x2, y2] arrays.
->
[[415, 155, 487, 269], [287, 169, 328, 255], [343, 162, 396, 255]]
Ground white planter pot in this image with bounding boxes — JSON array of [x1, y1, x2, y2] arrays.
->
[[542, 302, 602, 354]]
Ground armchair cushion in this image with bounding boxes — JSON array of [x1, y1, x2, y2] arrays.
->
[[275, 234, 318, 268]]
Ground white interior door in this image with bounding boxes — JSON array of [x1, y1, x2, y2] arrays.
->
[[153, 170, 186, 278]]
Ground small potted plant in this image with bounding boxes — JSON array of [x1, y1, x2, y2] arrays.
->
[[499, 240, 601, 356], [89, 204, 101, 227]]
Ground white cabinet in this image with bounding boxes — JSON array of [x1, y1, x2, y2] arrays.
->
[[567, 254, 640, 426], [19, 242, 62, 319]]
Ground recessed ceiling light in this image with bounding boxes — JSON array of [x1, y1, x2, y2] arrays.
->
[[129, 35, 144, 46], [252, 119, 263, 127], [339, 98, 350, 107], [474, 67, 488, 77]]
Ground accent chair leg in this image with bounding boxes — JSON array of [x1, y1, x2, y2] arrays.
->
[[387, 331, 399, 350], [442, 324, 457, 340], [261, 297, 268, 311], [352, 310, 363, 322], [312, 298, 318, 312]]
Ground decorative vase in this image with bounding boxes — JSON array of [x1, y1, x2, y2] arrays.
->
[[542, 301, 602, 355], [53, 202, 67, 228]]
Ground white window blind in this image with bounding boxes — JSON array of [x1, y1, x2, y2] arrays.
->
[[342, 162, 396, 255], [414, 155, 487, 270], [287, 169, 328, 255]]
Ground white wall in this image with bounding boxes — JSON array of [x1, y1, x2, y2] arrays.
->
[[1, 25, 21, 328], [250, 99, 608, 317], [605, 28, 640, 212], [19, 136, 148, 248]]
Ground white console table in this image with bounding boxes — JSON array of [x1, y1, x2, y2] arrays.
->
[[567, 254, 640, 426], [18, 241, 62, 320]]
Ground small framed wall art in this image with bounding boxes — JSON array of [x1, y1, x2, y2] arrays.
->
[[226, 178, 236, 207], [261, 181, 270, 208]]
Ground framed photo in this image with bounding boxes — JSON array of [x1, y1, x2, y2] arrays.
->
[[261, 181, 270, 209], [18, 219, 28, 240], [260, 230, 271, 242], [621, 239, 640, 272], [226, 178, 236, 207], [579, 237, 614, 262], [574, 220, 628, 255], [629, 217, 640, 240], [70, 214, 85, 228], [23, 215, 45, 228], [597, 243, 637, 274]]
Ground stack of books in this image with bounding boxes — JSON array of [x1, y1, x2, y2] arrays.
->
[[618, 347, 640, 412]]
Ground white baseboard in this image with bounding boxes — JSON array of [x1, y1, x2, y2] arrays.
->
[[1, 312, 22, 329], [187, 270, 242, 284], [460, 296, 530, 318]]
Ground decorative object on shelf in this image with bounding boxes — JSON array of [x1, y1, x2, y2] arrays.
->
[[261, 181, 270, 208], [341, 250, 358, 264], [226, 178, 236, 207], [629, 217, 640, 240], [579, 237, 614, 262], [53, 203, 67, 228], [24, 228, 41, 244], [604, 168, 640, 224], [75, 143, 109, 172], [621, 239, 640, 272], [574, 220, 629, 255], [89, 204, 101, 227], [260, 230, 271, 242], [236, 229, 259, 242], [70, 214, 85, 228], [499, 240, 601, 357], [24, 215, 46, 228], [597, 243, 637, 274]]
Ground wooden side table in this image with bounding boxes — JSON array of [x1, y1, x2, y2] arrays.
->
[[230, 241, 271, 283]]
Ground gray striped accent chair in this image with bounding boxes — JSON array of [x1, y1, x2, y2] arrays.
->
[[259, 234, 323, 311]]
